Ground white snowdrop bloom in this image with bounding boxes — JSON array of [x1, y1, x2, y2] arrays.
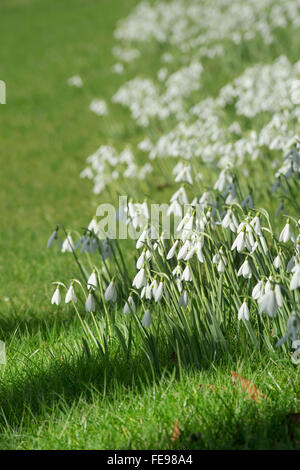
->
[[252, 280, 265, 300], [136, 250, 146, 269], [279, 221, 295, 243], [199, 191, 214, 209], [274, 284, 283, 308], [132, 267, 146, 289], [51, 287, 61, 306], [259, 236, 268, 254], [177, 239, 191, 260], [231, 230, 247, 253], [47, 228, 62, 249], [250, 215, 262, 236], [217, 258, 226, 274], [177, 211, 193, 233], [170, 186, 188, 205], [176, 278, 183, 293], [179, 290, 188, 308], [136, 228, 148, 249], [65, 284, 77, 304], [166, 240, 178, 260], [112, 63, 124, 74], [222, 209, 238, 232], [154, 281, 164, 302], [182, 264, 192, 282], [89, 99, 108, 116], [237, 258, 252, 279], [104, 281, 117, 303], [259, 289, 278, 317], [67, 75, 83, 88], [214, 168, 232, 192], [174, 165, 193, 184], [184, 243, 196, 261], [196, 243, 204, 263], [85, 292, 96, 313], [172, 264, 182, 278], [273, 252, 284, 269], [167, 200, 182, 218], [150, 278, 158, 296], [290, 263, 300, 290], [123, 295, 136, 314], [61, 235, 75, 253], [238, 301, 250, 321], [142, 310, 152, 328], [87, 271, 97, 290]]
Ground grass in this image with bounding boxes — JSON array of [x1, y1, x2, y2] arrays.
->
[[0, 0, 300, 450]]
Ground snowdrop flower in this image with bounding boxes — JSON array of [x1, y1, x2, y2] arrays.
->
[[142, 309, 152, 328], [231, 230, 248, 253], [132, 267, 147, 289], [141, 282, 152, 300], [178, 290, 188, 308], [238, 301, 250, 321], [136, 250, 146, 269], [67, 75, 83, 88], [290, 263, 300, 290], [250, 214, 262, 236], [214, 168, 232, 192], [104, 280, 117, 302], [61, 234, 75, 253], [87, 270, 98, 290], [273, 251, 284, 269], [166, 240, 178, 260], [252, 279, 265, 300], [167, 200, 182, 217], [177, 239, 191, 260], [65, 284, 77, 304], [47, 228, 62, 249], [154, 281, 164, 302], [174, 165, 193, 184], [89, 99, 108, 116], [222, 209, 238, 232], [237, 257, 252, 279], [136, 228, 148, 249], [258, 286, 282, 317], [85, 291, 96, 312], [182, 264, 192, 282], [170, 186, 188, 205], [51, 286, 61, 306], [123, 295, 136, 314], [279, 220, 295, 243]]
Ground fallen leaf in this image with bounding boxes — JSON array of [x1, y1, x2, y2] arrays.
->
[[170, 420, 181, 442], [231, 370, 264, 402]]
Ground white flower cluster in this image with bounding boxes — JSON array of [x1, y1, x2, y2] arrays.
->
[[112, 61, 203, 126], [115, 0, 300, 53], [80, 145, 153, 194]]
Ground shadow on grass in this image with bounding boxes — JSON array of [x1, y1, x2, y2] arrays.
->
[[0, 310, 298, 450]]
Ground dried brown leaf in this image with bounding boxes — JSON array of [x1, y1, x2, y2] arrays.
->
[[170, 420, 181, 442], [231, 370, 264, 403]]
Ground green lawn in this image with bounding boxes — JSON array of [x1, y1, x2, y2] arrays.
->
[[0, 0, 299, 450]]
